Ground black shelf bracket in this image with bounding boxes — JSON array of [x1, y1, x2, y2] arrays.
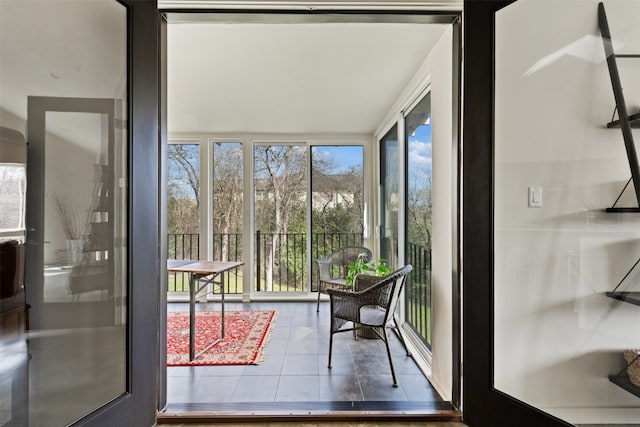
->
[[599, 2, 640, 212], [605, 255, 640, 306], [610, 352, 640, 398], [609, 374, 640, 399], [606, 177, 640, 212], [606, 291, 640, 306]]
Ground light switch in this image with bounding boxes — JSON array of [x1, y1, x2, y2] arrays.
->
[[528, 186, 542, 208]]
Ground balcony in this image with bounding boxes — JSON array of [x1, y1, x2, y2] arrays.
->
[[167, 232, 432, 347]]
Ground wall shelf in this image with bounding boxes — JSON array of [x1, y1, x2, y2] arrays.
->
[[607, 110, 640, 129], [610, 373, 640, 399], [598, 0, 640, 405], [598, 2, 640, 212], [606, 291, 640, 306]]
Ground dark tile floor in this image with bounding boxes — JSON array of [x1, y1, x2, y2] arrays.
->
[[166, 301, 444, 407]]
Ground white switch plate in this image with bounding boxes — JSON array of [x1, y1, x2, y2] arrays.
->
[[528, 186, 542, 208]]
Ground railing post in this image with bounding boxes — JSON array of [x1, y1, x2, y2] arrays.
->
[[255, 230, 261, 292]]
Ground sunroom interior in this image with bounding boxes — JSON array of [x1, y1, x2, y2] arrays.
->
[[3, 0, 640, 426], [161, 10, 460, 416], [0, 1, 461, 422]]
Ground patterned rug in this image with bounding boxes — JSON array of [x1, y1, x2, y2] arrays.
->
[[167, 310, 276, 366]]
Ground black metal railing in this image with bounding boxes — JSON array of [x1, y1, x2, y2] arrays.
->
[[406, 241, 432, 348], [255, 231, 307, 292], [167, 232, 431, 346], [168, 231, 364, 294], [310, 232, 365, 292], [167, 233, 243, 294], [167, 233, 199, 293], [213, 233, 243, 294]]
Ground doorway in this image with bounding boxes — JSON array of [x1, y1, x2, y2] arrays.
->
[[160, 7, 461, 420]]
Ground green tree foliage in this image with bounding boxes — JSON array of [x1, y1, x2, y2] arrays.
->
[[168, 144, 199, 235]]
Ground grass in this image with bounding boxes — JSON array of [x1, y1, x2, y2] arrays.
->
[[407, 298, 432, 347], [167, 271, 308, 294], [168, 270, 244, 294]]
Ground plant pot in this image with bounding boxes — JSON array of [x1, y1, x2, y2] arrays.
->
[[354, 273, 386, 339], [66, 239, 84, 265]]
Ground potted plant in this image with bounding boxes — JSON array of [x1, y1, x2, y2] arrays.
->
[[345, 252, 392, 288], [345, 253, 392, 338], [52, 193, 92, 264]]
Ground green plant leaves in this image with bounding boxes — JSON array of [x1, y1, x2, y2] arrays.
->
[[345, 253, 391, 287]]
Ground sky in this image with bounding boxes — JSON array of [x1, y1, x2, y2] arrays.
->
[[314, 125, 431, 177], [312, 146, 363, 173], [407, 123, 432, 188], [169, 132, 432, 196]]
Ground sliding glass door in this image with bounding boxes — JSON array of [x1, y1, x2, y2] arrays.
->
[[212, 141, 244, 294], [311, 146, 365, 290], [167, 142, 200, 292], [253, 144, 308, 292], [379, 125, 400, 270], [405, 92, 433, 349]]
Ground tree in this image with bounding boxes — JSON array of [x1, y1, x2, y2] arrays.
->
[[167, 144, 200, 258], [212, 142, 243, 261], [407, 173, 432, 250], [254, 145, 307, 290], [311, 166, 364, 246]]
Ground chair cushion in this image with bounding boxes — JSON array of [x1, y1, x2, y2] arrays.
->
[[358, 305, 386, 326], [323, 278, 347, 286], [320, 278, 348, 293]]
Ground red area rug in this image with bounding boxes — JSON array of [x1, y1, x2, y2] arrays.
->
[[167, 310, 276, 366]]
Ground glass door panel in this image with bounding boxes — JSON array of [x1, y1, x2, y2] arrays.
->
[[405, 92, 433, 349], [17, 0, 128, 422], [0, 0, 158, 424], [380, 125, 399, 270], [310, 146, 365, 291], [28, 98, 127, 427], [212, 141, 243, 294], [254, 144, 307, 292], [167, 143, 200, 293], [493, 1, 640, 425]]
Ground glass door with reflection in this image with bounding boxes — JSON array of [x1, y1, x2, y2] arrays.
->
[[0, 0, 157, 425]]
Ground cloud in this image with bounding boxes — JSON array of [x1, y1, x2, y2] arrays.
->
[[408, 139, 432, 168], [407, 139, 432, 185]]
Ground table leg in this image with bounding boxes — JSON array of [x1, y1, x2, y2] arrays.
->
[[221, 273, 225, 338], [192, 272, 224, 360], [189, 273, 196, 361]]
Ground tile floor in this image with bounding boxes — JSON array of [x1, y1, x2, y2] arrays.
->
[[166, 301, 446, 410]]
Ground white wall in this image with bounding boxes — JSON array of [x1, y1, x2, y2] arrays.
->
[[495, 0, 640, 424], [426, 25, 454, 403], [375, 25, 454, 401]]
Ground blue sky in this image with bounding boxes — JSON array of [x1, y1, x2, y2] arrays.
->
[[312, 146, 363, 173], [407, 123, 432, 188]]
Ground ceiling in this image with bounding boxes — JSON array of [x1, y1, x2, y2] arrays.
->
[[168, 20, 449, 135], [0, 0, 127, 147], [0, 1, 451, 140]]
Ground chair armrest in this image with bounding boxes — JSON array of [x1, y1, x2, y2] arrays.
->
[[326, 285, 383, 306]]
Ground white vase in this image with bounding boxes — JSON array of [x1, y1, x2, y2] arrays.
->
[[67, 239, 84, 264]]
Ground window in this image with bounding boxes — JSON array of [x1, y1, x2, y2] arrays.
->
[[405, 91, 433, 348]]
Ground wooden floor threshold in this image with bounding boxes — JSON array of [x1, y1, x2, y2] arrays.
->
[[157, 412, 462, 424], [157, 402, 462, 424]]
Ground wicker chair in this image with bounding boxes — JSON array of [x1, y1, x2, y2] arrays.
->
[[326, 264, 413, 387], [315, 246, 373, 312]]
